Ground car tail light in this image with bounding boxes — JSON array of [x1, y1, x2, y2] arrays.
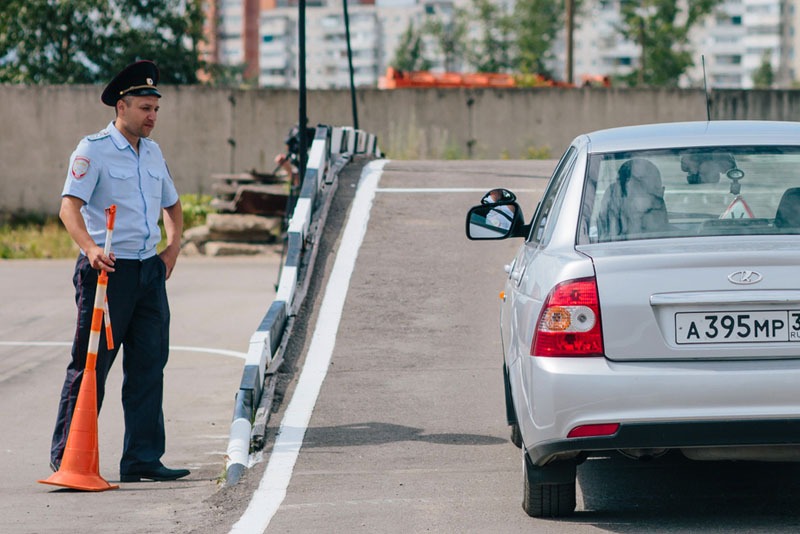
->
[[531, 277, 604, 357], [567, 423, 619, 438]]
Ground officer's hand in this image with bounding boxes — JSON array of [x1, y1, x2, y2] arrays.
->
[[87, 245, 116, 272], [159, 246, 179, 280]]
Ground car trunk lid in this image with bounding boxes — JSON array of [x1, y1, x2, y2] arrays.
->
[[579, 238, 800, 361]]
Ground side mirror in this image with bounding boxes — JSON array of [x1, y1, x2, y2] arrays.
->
[[481, 188, 516, 205], [466, 204, 518, 239], [467, 188, 527, 240]]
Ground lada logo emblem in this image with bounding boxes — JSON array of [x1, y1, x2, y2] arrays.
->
[[728, 270, 762, 285]]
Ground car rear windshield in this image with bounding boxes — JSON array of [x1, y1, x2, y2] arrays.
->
[[581, 146, 800, 244]]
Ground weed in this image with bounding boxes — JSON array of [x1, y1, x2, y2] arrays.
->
[[442, 142, 465, 160], [525, 145, 552, 159]]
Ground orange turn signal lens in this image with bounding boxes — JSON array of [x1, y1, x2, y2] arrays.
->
[[542, 306, 571, 331]]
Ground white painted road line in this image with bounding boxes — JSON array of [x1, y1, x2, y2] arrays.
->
[[229, 159, 387, 534]]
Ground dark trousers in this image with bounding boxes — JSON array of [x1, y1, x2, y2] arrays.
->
[[50, 254, 170, 474]]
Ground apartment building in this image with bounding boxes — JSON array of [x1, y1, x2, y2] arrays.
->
[[260, 12, 296, 86], [688, 0, 790, 88], [206, 0, 799, 89], [258, 0, 449, 88], [557, 0, 796, 88]]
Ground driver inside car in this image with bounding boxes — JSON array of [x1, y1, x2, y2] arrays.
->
[[596, 158, 669, 241]]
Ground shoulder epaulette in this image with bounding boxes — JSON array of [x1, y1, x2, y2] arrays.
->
[[87, 129, 111, 142]]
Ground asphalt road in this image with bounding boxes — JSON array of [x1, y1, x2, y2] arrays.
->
[[5, 159, 800, 533], [237, 159, 800, 534], [0, 254, 282, 533]]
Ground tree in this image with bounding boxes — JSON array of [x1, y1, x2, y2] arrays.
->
[[752, 51, 774, 88], [463, 0, 514, 73], [203, 62, 249, 88], [406, 0, 571, 77], [423, 6, 470, 72], [0, 0, 205, 84], [618, 0, 721, 87], [513, 0, 566, 77], [420, 0, 514, 73], [105, 0, 206, 84], [391, 22, 432, 72]]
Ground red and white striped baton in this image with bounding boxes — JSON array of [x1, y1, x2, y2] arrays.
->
[[89, 205, 116, 359]]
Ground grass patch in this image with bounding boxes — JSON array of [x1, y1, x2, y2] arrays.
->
[[525, 145, 552, 160], [0, 215, 78, 259], [181, 193, 216, 229], [1, 194, 215, 260]]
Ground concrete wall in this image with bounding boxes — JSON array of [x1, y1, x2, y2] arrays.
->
[[2, 84, 798, 215]]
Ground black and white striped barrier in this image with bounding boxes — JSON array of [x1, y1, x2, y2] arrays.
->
[[225, 125, 382, 486]]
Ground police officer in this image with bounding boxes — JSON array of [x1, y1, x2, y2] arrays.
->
[[49, 60, 189, 482]]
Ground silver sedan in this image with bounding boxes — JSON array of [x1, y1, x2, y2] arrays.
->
[[466, 120, 800, 518]]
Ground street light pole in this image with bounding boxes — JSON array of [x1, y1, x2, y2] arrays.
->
[[342, 0, 359, 129], [565, 0, 574, 84], [638, 15, 645, 86], [298, 0, 308, 177]]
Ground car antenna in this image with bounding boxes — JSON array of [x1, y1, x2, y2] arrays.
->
[[702, 55, 711, 121]]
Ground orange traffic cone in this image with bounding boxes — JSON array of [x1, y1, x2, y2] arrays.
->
[[39, 205, 119, 492], [38, 365, 118, 491]]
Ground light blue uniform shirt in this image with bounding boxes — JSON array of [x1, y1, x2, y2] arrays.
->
[[62, 121, 179, 260]]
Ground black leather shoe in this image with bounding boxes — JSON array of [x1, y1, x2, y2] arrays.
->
[[120, 465, 190, 482]]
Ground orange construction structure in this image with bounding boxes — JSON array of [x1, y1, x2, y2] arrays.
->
[[379, 67, 516, 89], [378, 67, 611, 89], [580, 74, 612, 87]]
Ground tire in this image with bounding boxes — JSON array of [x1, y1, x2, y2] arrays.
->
[[522, 455, 576, 518]]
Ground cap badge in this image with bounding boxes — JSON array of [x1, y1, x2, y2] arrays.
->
[[146, 78, 154, 86]]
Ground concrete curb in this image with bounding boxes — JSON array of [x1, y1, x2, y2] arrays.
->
[[224, 125, 382, 486]]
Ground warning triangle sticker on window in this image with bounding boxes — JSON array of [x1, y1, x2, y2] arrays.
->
[[720, 196, 755, 219]]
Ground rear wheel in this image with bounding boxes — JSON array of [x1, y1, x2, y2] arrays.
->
[[522, 454, 576, 518]]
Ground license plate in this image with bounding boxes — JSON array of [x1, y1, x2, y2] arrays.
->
[[675, 310, 800, 344]]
